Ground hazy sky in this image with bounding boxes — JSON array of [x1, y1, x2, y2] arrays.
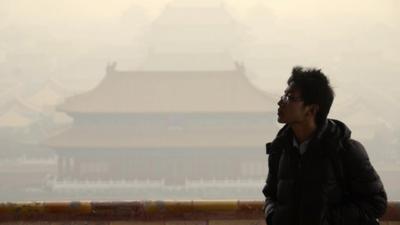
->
[[1, 0, 398, 26]]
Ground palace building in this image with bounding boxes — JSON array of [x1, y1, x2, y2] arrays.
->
[[45, 1, 278, 199]]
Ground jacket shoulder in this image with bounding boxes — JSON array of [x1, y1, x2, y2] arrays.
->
[[342, 139, 370, 162]]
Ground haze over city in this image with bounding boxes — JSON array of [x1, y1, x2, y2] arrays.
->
[[0, 0, 399, 201]]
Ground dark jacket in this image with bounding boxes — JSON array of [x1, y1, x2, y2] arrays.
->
[[262, 119, 387, 225]]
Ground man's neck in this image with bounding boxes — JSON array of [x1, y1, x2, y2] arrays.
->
[[290, 121, 317, 144]]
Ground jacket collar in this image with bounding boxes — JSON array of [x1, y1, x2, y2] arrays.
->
[[268, 119, 330, 154]]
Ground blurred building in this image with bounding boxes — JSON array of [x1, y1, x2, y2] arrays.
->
[[45, 1, 278, 199]]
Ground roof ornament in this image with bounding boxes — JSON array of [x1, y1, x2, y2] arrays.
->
[[106, 61, 117, 74], [234, 61, 245, 74]]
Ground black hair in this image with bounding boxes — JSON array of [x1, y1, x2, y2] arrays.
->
[[287, 66, 335, 126]]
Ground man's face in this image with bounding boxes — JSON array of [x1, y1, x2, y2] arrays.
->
[[277, 83, 311, 125]]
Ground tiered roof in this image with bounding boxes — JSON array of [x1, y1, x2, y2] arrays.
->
[[59, 67, 275, 114]]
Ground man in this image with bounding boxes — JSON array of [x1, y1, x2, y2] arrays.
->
[[262, 67, 387, 225]]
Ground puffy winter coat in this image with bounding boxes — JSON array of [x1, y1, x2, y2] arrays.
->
[[262, 119, 387, 225]]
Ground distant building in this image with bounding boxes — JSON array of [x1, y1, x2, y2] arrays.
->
[[45, 1, 278, 198]]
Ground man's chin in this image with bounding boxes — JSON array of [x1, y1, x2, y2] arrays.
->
[[277, 117, 285, 124]]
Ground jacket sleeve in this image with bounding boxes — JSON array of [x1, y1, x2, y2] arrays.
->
[[262, 143, 279, 223], [329, 139, 387, 225]]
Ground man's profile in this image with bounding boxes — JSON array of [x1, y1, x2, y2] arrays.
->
[[262, 66, 387, 225]]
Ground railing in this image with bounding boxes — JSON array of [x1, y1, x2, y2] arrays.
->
[[0, 200, 399, 224]]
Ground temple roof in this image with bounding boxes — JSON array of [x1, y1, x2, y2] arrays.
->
[[146, 1, 241, 53], [138, 52, 236, 71], [58, 68, 276, 114], [153, 1, 235, 26]]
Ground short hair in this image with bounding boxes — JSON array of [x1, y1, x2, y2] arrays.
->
[[287, 66, 335, 126]]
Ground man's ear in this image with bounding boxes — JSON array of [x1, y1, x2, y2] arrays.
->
[[306, 104, 319, 117], [310, 104, 319, 116]]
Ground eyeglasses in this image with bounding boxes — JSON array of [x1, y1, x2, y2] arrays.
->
[[280, 94, 303, 103]]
